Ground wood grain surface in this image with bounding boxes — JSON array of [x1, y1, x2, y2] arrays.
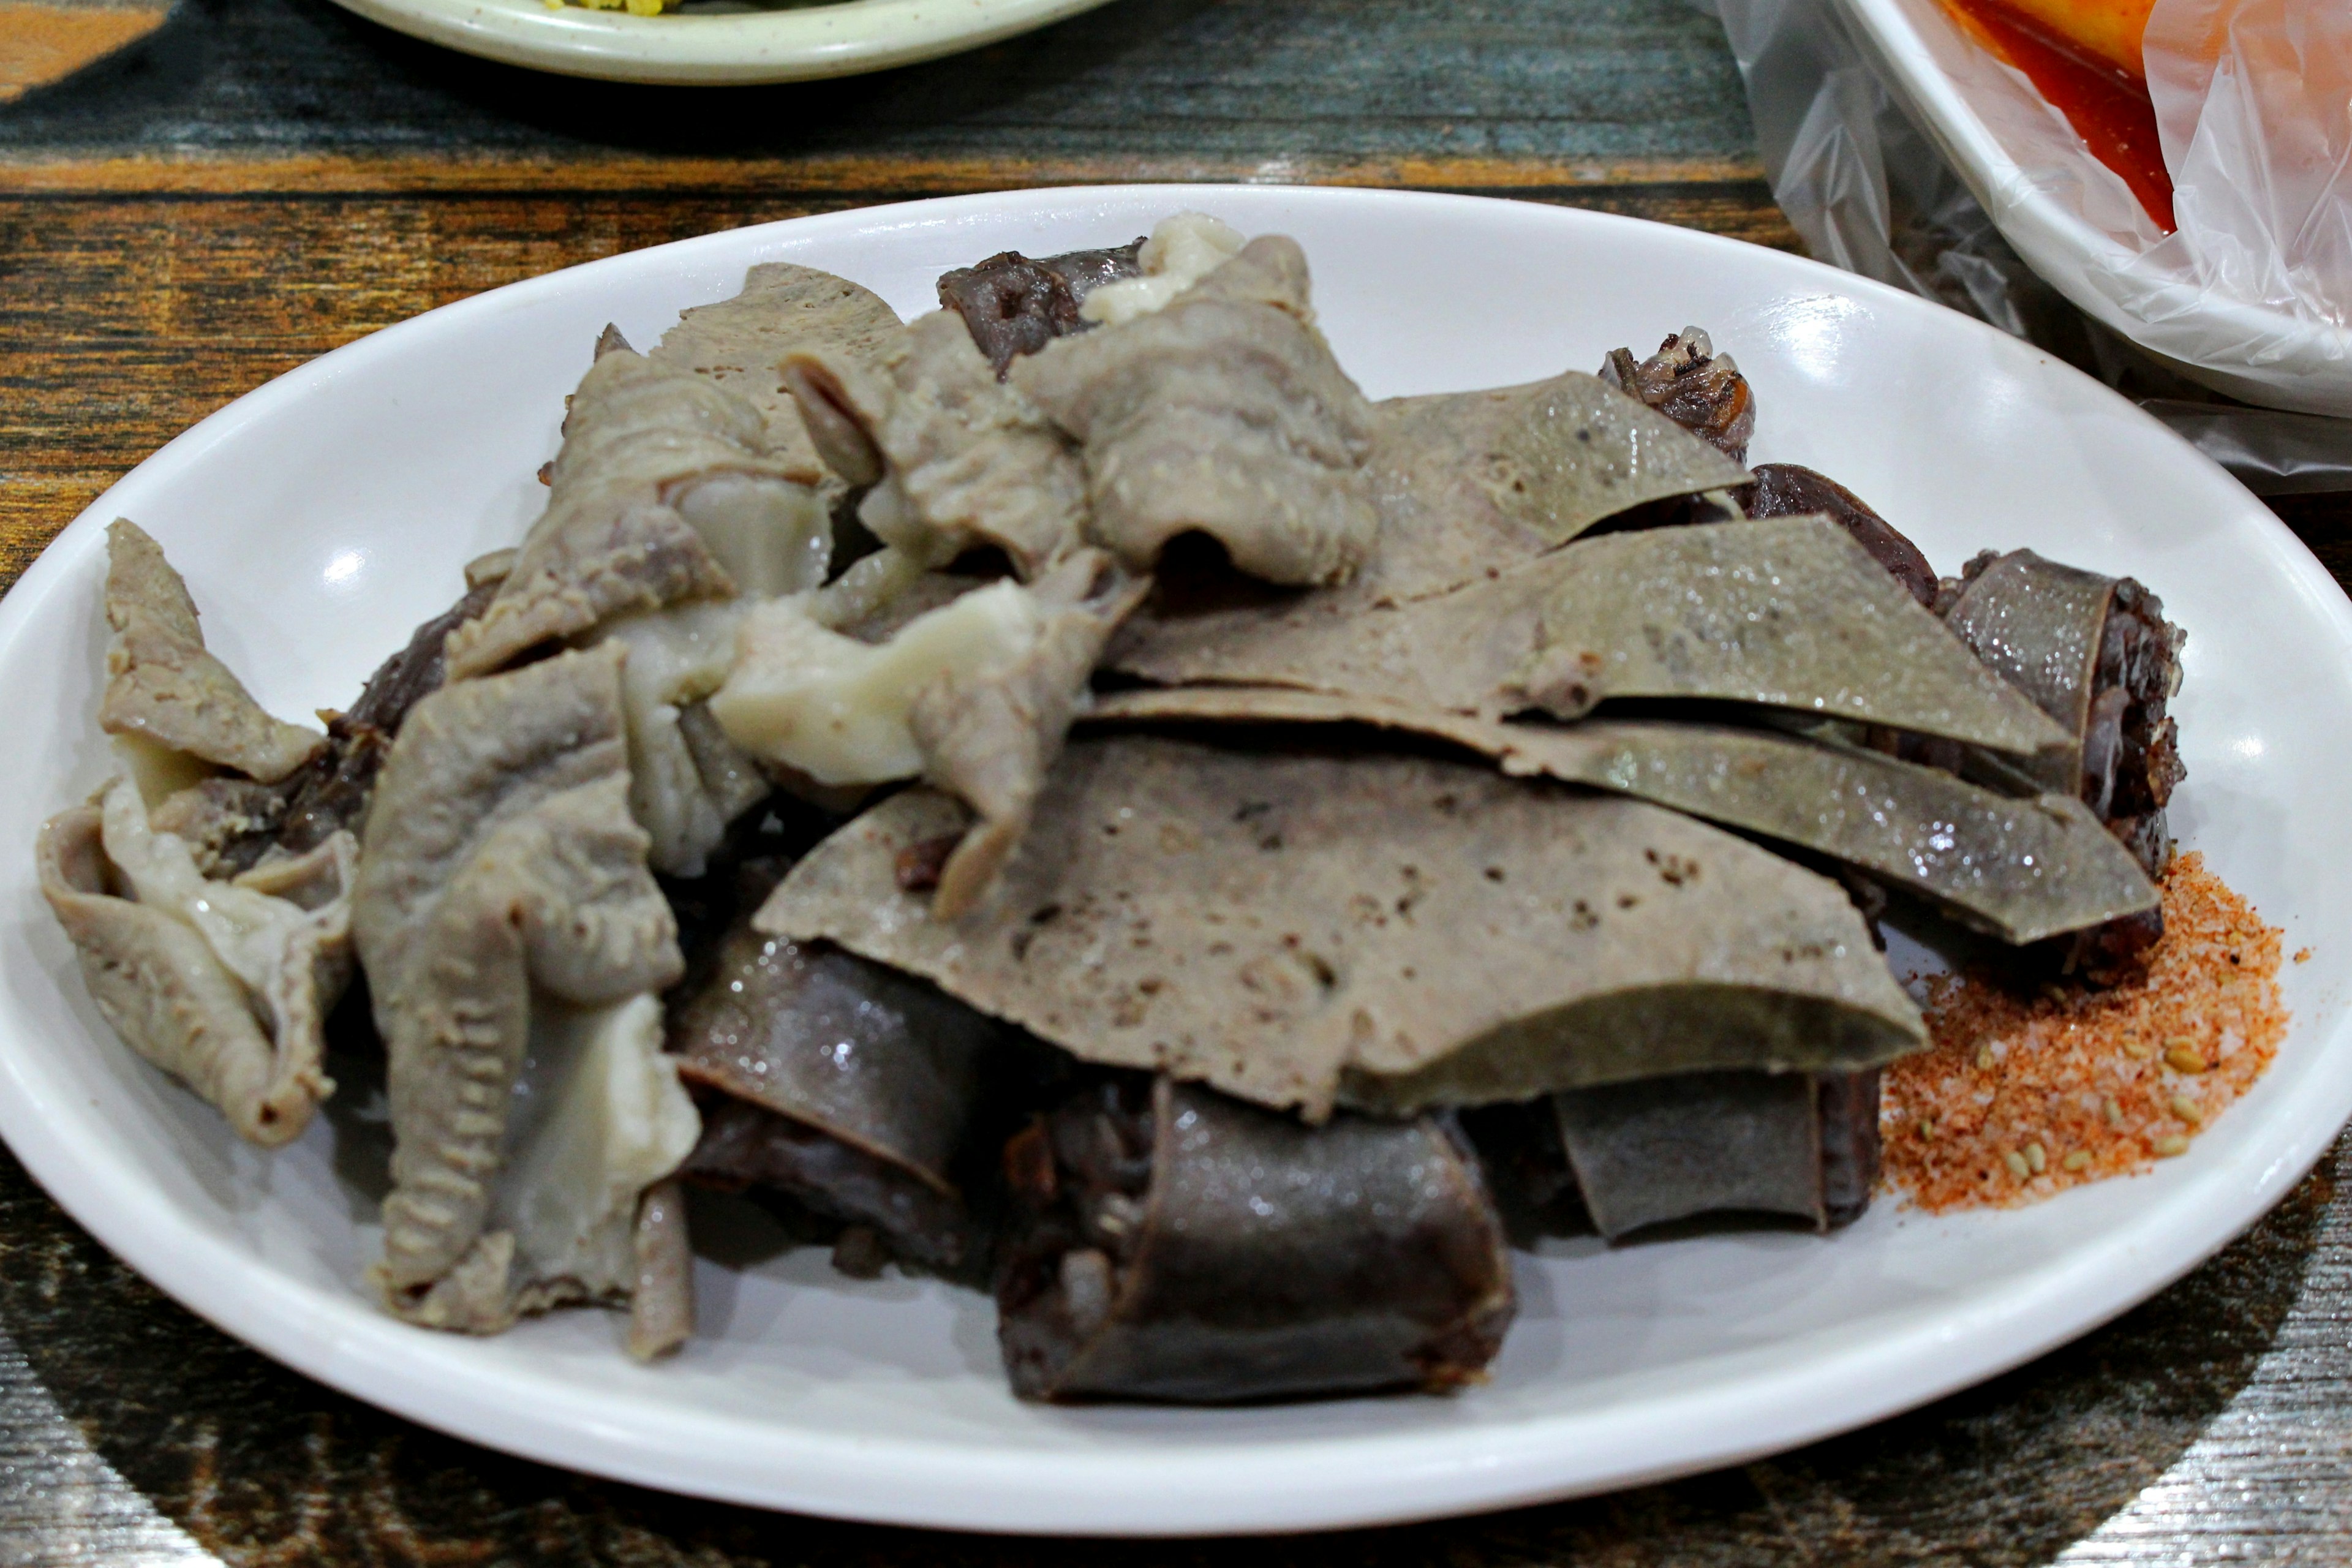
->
[[3, 0, 2351, 1560]]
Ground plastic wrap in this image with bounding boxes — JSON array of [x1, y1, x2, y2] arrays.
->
[[1703, 0, 2352, 483]]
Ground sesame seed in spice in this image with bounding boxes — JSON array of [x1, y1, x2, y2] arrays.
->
[[1880, 853, 2288, 1213]]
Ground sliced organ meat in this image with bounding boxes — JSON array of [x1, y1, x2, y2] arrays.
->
[[997, 1074, 1515, 1403], [938, 238, 1145, 377], [906, 549, 1148, 916], [99, 519, 325, 788], [781, 310, 1091, 579], [1599, 327, 1756, 464], [37, 785, 354, 1147], [652, 261, 905, 475], [445, 334, 829, 680], [1118, 517, 2070, 758], [1107, 364, 1753, 680], [1009, 235, 1379, 586], [1084, 687, 2160, 946], [760, 736, 1924, 1121], [671, 916, 1004, 1273], [353, 645, 696, 1342]]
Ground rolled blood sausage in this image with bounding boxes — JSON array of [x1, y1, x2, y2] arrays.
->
[[997, 1075, 1516, 1404], [672, 917, 1002, 1273], [1550, 1069, 1882, 1238], [1734, 463, 1939, 608], [1939, 548, 2187, 880]]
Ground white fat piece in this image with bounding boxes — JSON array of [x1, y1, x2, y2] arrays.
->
[[598, 601, 761, 878], [496, 993, 700, 1302], [671, 472, 833, 600], [709, 580, 1045, 786], [1077, 213, 1246, 326], [96, 775, 351, 1041]]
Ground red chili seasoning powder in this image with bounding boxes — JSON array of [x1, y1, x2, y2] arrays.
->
[[1882, 853, 2286, 1212]]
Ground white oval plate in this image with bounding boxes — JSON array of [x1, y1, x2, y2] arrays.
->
[[326, 0, 1114, 86], [1, 186, 2347, 1537]]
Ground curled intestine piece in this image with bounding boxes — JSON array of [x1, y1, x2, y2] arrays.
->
[[37, 779, 353, 1146], [782, 311, 1091, 579], [98, 519, 325, 787], [1010, 235, 1379, 586], [445, 341, 832, 680], [353, 646, 694, 1335]]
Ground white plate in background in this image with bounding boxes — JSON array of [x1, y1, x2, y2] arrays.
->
[[1833, 0, 2352, 417], [1, 185, 2346, 1535], [327, 0, 1113, 86]]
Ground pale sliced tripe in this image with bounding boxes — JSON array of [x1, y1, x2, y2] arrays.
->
[[36, 791, 352, 1147], [445, 333, 829, 680], [1086, 687, 2157, 944], [1108, 369, 1751, 680], [1117, 516, 2069, 755], [712, 550, 1145, 914], [650, 260, 905, 477], [1009, 235, 1379, 586], [99, 519, 325, 786], [597, 601, 770, 879], [353, 645, 694, 1344], [782, 311, 1091, 579], [908, 549, 1148, 916], [760, 736, 1923, 1121]]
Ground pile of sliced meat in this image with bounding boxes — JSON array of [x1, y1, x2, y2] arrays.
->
[[39, 213, 2185, 1403]]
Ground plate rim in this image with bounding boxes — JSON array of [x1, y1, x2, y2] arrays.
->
[[323, 0, 1118, 85], [2, 184, 2349, 1536]]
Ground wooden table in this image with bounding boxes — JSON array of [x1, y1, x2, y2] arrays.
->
[[4, 0, 2352, 1560]]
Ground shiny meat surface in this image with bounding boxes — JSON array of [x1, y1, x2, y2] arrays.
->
[[996, 1074, 1515, 1403], [937, 239, 1145, 376]]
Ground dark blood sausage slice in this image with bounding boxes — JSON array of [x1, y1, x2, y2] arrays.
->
[[671, 918, 1002, 1273], [1599, 328, 1757, 465], [938, 239, 1145, 377], [1735, 463, 1938, 608], [1466, 1069, 1880, 1238], [997, 1075, 1516, 1404]]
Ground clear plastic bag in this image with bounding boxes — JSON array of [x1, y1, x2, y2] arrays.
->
[[1700, 0, 2352, 488]]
